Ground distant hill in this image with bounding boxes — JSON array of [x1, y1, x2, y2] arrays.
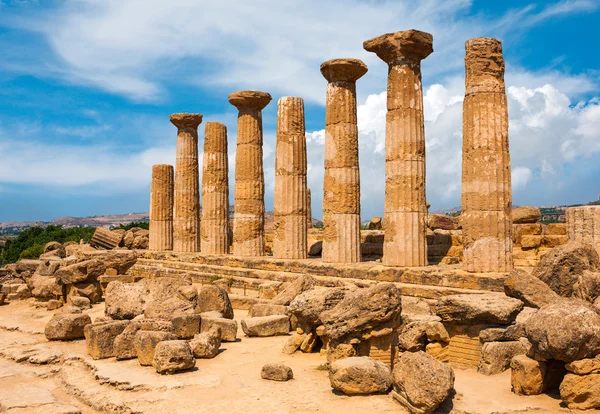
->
[[0, 213, 149, 235]]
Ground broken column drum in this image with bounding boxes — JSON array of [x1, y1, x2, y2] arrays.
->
[[201, 122, 230, 255], [364, 30, 433, 267], [273, 97, 308, 259], [229, 91, 272, 257], [461, 38, 513, 273], [320, 58, 367, 263], [171, 113, 203, 253], [149, 164, 174, 251]]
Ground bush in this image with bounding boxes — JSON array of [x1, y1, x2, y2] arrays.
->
[[115, 221, 149, 231]]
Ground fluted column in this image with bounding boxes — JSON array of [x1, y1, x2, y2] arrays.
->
[[306, 188, 312, 229], [567, 206, 600, 256], [462, 38, 513, 273], [273, 97, 308, 259], [149, 164, 174, 251], [364, 30, 433, 267], [171, 113, 202, 252], [201, 122, 229, 255], [229, 91, 272, 256], [320, 58, 367, 263]]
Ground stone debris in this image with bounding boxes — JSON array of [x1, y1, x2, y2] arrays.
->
[[190, 326, 221, 359], [435, 293, 523, 325], [512, 207, 542, 224], [134, 330, 178, 366], [196, 285, 234, 319], [152, 340, 196, 374], [329, 356, 392, 395], [241, 315, 290, 337], [510, 355, 546, 395], [45, 312, 92, 341], [261, 363, 294, 382], [91, 227, 123, 250], [504, 268, 560, 308], [271, 274, 316, 306], [201, 315, 238, 342], [391, 351, 455, 414], [84, 320, 130, 359], [478, 340, 529, 375], [171, 313, 201, 339], [114, 319, 174, 360]]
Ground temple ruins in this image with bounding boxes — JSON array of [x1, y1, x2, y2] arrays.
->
[[1, 30, 599, 414]]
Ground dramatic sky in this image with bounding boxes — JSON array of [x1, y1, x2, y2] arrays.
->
[[1, 0, 599, 222]]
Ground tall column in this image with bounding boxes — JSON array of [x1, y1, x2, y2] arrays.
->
[[229, 91, 272, 256], [273, 97, 308, 259], [567, 206, 600, 256], [364, 30, 433, 267], [320, 58, 367, 263], [171, 113, 202, 253], [201, 122, 229, 255], [306, 188, 312, 229], [149, 164, 174, 251], [462, 38, 513, 273]]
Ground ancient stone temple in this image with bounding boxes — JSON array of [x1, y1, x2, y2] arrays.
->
[[364, 30, 433, 267], [320, 58, 367, 263], [273, 97, 308, 259], [566, 206, 600, 256], [149, 164, 174, 251], [201, 122, 230, 255], [229, 91, 272, 256], [171, 113, 203, 252], [306, 188, 312, 229], [461, 38, 513, 273]]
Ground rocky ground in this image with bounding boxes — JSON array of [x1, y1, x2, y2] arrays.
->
[[0, 299, 570, 414]]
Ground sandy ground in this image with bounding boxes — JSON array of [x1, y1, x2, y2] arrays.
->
[[0, 300, 573, 414]]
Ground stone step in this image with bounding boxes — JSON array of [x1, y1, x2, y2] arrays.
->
[[133, 251, 506, 292], [131, 260, 495, 300]]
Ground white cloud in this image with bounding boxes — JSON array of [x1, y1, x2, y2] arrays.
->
[[4, 0, 595, 103]]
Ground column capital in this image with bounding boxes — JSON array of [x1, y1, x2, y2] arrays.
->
[[170, 113, 203, 129], [320, 58, 367, 83], [228, 90, 272, 111], [363, 29, 433, 64], [465, 37, 505, 90]]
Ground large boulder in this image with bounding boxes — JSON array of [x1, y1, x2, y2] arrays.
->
[[54, 259, 105, 285], [201, 316, 238, 342], [189, 326, 221, 359], [145, 297, 195, 321], [320, 283, 402, 341], [391, 351, 455, 414], [152, 340, 195, 374], [289, 287, 351, 332], [84, 320, 130, 359], [105, 277, 192, 320], [525, 300, 600, 362], [271, 275, 316, 306], [329, 357, 392, 395], [43, 242, 66, 258], [171, 314, 201, 339], [478, 340, 529, 375], [196, 285, 233, 319], [114, 319, 173, 360], [45, 313, 92, 341], [560, 373, 600, 410], [512, 206, 541, 224], [510, 355, 546, 396], [248, 304, 288, 318], [504, 269, 561, 308], [261, 363, 293, 381], [532, 242, 600, 299], [436, 293, 523, 325], [134, 330, 177, 365], [29, 275, 62, 300], [241, 315, 290, 337]]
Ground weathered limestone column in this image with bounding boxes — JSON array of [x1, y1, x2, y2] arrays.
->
[[364, 30, 433, 267], [462, 38, 513, 273], [273, 97, 307, 259], [567, 206, 600, 256], [320, 58, 367, 263], [306, 188, 312, 229], [201, 122, 229, 255], [149, 164, 174, 251], [229, 91, 272, 256], [171, 113, 202, 253]]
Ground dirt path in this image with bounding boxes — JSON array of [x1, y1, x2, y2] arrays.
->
[[0, 301, 571, 413]]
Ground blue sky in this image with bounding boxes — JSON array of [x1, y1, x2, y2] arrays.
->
[[0, 0, 599, 222]]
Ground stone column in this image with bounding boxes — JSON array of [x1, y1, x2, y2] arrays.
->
[[149, 164, 174, 251], [461, 38, 513, 273], [229, 91, 272, 256], [201, 122, 230, 255], [273, 97, 308, 259], [567, 206, 600, 256], [306, 188, 312, 229], [320, 58, 367, 263], [171, 113, 202, 253], [364, 30, 433, 267]]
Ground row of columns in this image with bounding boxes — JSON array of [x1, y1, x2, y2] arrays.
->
[[149, 30, 513, 274]]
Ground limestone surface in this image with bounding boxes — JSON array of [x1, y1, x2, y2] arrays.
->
[[329, 357, 392, 395], [567, 206, 600, 257], [461, 38, 513, 273], [510, 355, 546, 395], [320, 58, 367, 263], [149, 164, 174, 251], [435, 293, 523, 325], [44, 313, 91, 341], [152, 340, 195, 374], [189, 326, 221, 359], [84, 320, 130, 359], [241, 315, 290, 337], [261, 363, 294, 381], [196, 285, 233, 319]]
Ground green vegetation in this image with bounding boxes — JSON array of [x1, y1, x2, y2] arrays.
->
[[314, 364, 329, 371], [114, 221, 149, 231], [0, 225, 95, 266]]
